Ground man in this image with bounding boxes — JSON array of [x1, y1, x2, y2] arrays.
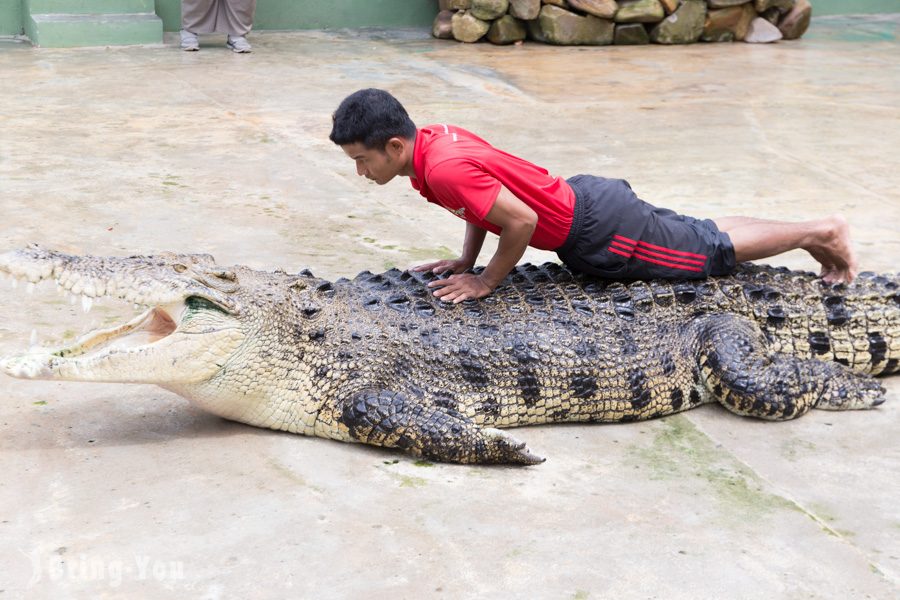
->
[[329, 88, 857, 304]]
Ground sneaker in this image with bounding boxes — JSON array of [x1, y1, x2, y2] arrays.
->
[[180, 29, 199, 51], [226, 35, 252, 53]]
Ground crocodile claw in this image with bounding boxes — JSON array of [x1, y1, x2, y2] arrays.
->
[[482, 428, 546, 465]]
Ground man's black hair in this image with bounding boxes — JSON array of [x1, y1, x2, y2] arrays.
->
[[329, 88, 417, 150]]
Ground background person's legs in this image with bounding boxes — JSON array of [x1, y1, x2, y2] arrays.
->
[[181, 0, 215, 34], [181, 0, 257, 51], [222, 0, 257, 52], [222, 0, 257, 37], [714, 215, 857, 284]]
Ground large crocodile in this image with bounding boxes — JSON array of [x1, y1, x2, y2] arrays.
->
[[1, 245, 897, 464]]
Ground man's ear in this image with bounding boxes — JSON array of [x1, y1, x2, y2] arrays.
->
[[385, 137, 408, 157]]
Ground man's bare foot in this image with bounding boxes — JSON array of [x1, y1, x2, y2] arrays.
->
[[807, 215, 857, 284]]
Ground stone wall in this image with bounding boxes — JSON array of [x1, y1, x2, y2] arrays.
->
[[433, 0, 813, 45]]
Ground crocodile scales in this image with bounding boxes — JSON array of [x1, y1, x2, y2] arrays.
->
[[1, 246, 897, 464]]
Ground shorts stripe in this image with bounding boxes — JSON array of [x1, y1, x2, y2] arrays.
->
[[610, 240, 636, 253], [608, 247, 632, 259], [631, 254, 704, 272], [608, 233, 708, 273], [634, 247, 706, 266], [613, 234, 708, 261]]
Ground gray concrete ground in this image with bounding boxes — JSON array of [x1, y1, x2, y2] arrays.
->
[[1, 14, 899, 600]]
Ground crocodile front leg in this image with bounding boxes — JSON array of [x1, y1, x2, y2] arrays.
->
[[694, 314, 886, 420], [336, 390, 545, 465]]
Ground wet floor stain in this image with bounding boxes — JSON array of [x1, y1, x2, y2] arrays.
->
[[627, 415, 799, 518]]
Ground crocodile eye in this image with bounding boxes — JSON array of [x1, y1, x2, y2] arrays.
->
[[173, 263, 188, 273], [214, 270, 236, 281], [185, 296, 229, 315]]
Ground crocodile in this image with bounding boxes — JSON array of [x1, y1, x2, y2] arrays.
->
[[1, 245, 897, 464]]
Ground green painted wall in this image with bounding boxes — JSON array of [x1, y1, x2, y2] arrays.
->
[[814, 0, 900, 15], [154, 0, 437, 32], [1, 1, 898, 37], [0, 0, 22, 35], [0, 0, 438, 35]]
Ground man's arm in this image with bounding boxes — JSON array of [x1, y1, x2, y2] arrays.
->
[[428, 185, 537, 303], [459, 222, 488, 270]]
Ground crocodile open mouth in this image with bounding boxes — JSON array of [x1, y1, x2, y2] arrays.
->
[[0, 243, 236, 361], [1, 284, 243, 383], [1, 248, 243, 382], [0, 245, 250, 383], [51, 303, 182, 360]]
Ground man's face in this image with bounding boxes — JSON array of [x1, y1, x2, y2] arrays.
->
[[341, 142, 402, 185]]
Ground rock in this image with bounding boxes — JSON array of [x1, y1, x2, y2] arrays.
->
[[536, 4, 615, 45], [702, 8, 736, 42], [702, 3, 755, 41], [659, 0, 680, 14], [439, 0, 471, 10], [614, 22, 650, 44], [615, 0, 665, 23], [543, 0, 568, 7], [650, 0, 706, 44], [778, 0, 811, 40], [509, 0, 541, 20], [755, 0, 794, 12], [487, 14, 528, 44], [433, 10, 454, 39], [708, 0, 752, 7], [760, 7, 781, 24], [471, 0, 509, 20], [567, 0, 619, 19], [452, 11, 491, 42], [527, 18, 549, 42], [743, 16, 782, 43], [708, 30, 735, 42]]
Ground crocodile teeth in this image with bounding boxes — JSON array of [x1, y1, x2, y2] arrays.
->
[[11, 278, 17, 289], [82, 295, 93, 313], [69, 295, 77, 306], [27, 282, 35, 295], [30, 329, 37, 346]]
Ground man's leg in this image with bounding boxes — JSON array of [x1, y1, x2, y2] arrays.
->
[[714, 214, 857, 284]]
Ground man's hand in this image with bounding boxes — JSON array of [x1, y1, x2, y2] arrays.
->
[[427, 273, 494, 303], [411, 258, 473, 275]]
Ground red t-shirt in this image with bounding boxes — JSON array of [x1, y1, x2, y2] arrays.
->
[[409, 124, 575, 251]]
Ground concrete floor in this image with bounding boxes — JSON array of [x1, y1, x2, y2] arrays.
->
[[1, 15, 899, 599]]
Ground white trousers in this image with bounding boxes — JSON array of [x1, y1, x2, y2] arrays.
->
[[182, 0, 257, 36]]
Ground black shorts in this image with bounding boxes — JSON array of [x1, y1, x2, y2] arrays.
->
[[556, 175, 736, 280]]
